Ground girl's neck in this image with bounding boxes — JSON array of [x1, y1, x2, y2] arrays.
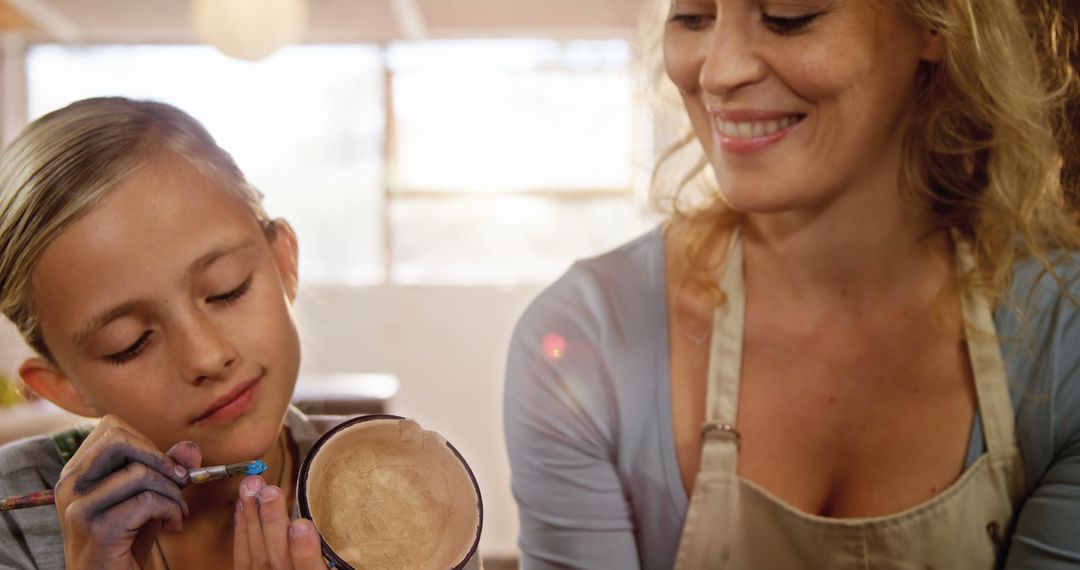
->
[[155, 428, 296, 566]]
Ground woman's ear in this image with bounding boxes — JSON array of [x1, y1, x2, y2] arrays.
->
[[921, 28, 945, 63], [268, 218, 299, 302], [19, 357, 98, 417]]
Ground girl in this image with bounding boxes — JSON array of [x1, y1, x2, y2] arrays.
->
[[0, 97, 331, 569]]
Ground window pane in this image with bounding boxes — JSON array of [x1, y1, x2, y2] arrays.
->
[[26, 44, 386, 284], [389, 40, 634, 193], [390, 195, 659, 284]]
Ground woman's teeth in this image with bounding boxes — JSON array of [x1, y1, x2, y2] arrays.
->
[[717, 115, 799, 138]]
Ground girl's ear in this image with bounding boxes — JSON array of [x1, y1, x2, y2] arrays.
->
[[921, 28, 945, 63], [19, 357, 98, 417], [268, 219, 299, 302]]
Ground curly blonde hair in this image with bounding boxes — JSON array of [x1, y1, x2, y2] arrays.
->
[[640, 0, 1080, 306], [0, 97, 271, 361]]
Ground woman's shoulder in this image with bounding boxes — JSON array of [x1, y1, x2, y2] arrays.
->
[[1000, 252, 1080, 479], [514, 224, 666, 342]]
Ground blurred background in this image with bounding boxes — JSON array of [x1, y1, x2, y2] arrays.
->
[[0, 0, 660, 566]]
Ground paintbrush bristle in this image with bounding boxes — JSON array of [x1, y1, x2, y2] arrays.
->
[[226, 460, 268, 478]]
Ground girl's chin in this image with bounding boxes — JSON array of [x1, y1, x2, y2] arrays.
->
[[199, 430, 282, 466]]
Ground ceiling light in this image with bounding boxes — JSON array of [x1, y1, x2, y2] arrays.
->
[[191, 0, 308, 61]]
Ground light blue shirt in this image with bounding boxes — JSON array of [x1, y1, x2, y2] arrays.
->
[[504, 226, 1080, 569]]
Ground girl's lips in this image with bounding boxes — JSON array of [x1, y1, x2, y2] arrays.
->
[[193, 379, 260, 426]]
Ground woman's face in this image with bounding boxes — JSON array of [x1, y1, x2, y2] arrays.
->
[[664, 0, 939, 214], [28, 153, 300, 465]]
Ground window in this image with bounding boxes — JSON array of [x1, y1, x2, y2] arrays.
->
[[25, 40, 657, 285]]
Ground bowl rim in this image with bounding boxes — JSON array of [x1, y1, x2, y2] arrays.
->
[[296, 413, 484, 570]]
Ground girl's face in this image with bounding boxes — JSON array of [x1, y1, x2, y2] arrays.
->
[[25, 153, 300, 465], [664, 0, 941, 215]]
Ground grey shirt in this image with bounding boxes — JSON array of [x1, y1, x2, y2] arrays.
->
[[505, 226, 1080, 569]]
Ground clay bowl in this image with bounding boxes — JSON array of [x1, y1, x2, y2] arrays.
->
[[297, 414, 483, 570]]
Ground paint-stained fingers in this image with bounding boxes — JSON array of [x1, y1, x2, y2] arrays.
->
[[89, 489, 185, 540], [241, 476, 272, 568], [63, 423, 187, 496], [234, 499, 254, 569], [288, 519, 331, 570], [164, 441, 203, 478], [65, 459, 190, 524], [257, 485, 295, 569]]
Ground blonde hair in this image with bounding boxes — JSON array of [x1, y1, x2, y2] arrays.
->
[[0, 97, 270, 360], [642, 0, 1080, 305]]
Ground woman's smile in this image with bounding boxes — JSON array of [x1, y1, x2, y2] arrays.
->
[[711, 108, 806, 154]]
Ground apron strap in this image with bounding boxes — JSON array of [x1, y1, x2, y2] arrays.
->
[[700, 230, 745, 473], [953, 230, 1018, 457]]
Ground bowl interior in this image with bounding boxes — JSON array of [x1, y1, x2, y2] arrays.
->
[[303, 418, 480, 569]]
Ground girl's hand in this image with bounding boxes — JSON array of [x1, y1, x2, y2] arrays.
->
[[234, 476, 330, 570], [54, 414, 202, 570]]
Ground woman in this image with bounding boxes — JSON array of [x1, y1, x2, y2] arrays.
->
[[505, 0, 1080, 567], [0, 97, 331, 569]]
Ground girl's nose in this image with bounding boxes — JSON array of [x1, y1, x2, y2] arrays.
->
[[177, 313, 239, 384]]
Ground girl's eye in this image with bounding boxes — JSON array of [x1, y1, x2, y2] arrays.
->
[[207, 275, 253, 305], [669, 13, 716, 31], [762, 12, 822, 35], [105, 331, 152, 365]]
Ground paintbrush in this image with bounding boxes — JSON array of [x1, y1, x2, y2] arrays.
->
[[0, 459, 268, 511]]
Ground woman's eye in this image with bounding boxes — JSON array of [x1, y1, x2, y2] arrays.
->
[[669, 13, 716, 31], [104, 331, 152, 365], [762, 12, 822, 34], [207, 275, 253, 305]]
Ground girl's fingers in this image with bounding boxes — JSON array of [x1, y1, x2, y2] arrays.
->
[[241, 476, 271, 568], [257, 485, 294, 569], [164, 441, 203, 476], [88, 489, 185, 540], [288, 519, 330, 570], [234, 500, 253, 569], [66, 459, 189, 522], [68, 429, 186, 495]]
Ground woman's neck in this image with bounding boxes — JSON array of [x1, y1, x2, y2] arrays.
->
[[739, 180, 953, 317]]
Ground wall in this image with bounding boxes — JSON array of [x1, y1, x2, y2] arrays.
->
[[294, 284, 542, 558]]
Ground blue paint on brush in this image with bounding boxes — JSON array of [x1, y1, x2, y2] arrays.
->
[[247, 460, 269, 476]]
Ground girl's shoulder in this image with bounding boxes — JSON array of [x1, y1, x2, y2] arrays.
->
[[0, 431, 66, 484]]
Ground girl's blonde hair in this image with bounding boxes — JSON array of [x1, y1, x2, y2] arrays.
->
[[642, 0, 1080, 305], [0, 97, 270, 361]]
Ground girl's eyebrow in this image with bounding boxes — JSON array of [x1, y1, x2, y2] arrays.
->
[[189, 238, 255, 274], [71, 238, 256, 346], [72, 301, 142, 346]]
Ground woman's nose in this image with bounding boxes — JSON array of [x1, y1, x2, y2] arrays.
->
[[698, 17, 767, 96], [177, 313, 239, 384]]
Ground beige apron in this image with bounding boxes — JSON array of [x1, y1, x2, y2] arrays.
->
[[673, 232, 1026, 569]]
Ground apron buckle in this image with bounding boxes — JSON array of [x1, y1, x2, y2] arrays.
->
[[701, 422, 741, 448]]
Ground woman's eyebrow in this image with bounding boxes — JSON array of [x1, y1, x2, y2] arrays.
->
[[71, 238, 257, 346]]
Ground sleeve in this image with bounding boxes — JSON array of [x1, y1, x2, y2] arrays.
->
[[1005, 436, 1080, 567], [1004, 284, 1080, 568], [504, 281, 642, 570], [0, 441, 60, 570]]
